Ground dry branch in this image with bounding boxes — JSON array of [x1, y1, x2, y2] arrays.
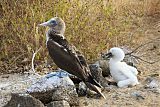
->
[[125, 37, 160, 64], [126, 37, 160, 56], [31, 47, 42, 73]]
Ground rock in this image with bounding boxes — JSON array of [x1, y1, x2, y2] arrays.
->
[[145, 77, 154, 83], [95, 59, 110, 77], [78, 82, 87, 96], [144, 78, 160, 94], [3, 93, 45, 107], [89, 64, 109, 87], [121, 46, 138, 66], [26, 71, 79, 106], [131, 92, 145, 100], [52, 84, 79, 106], [78, 82, 102, 98], [145, 79, 159, 89], [47, 100, 70, 107], [148, 80, 159, 89]]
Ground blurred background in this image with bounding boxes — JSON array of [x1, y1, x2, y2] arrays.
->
[[0, 0, 160, 74]]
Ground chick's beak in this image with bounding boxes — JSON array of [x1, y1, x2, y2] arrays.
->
[[102, 52, 113, 60]]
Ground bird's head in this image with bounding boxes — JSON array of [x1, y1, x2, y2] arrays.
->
[[103, 47, 125, 61], [39, 17, 66, 34]]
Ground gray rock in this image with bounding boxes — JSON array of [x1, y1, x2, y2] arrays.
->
[[52, 85, 79, 106], [78, 82, 87, 96], [147, 80, 159, 89], [47, 100, 70, 107], [145, 77, 154, 83], [89, 64, 109, 87], [26, 72, 79, 106], [144, 79, 160, 94], [95, 60, 110, 77], [131, 92, 145, 100], [78, 82, 102, 97], [3, 93, 45, 107]]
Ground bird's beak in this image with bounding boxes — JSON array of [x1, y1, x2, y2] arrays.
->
[[102, 52, 113, 60], [39, 21, 49, 26]]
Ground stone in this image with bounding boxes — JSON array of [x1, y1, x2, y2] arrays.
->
[[3, 93, 45, 107], [26, 71, 79, 106], [78, 81, 103, 98], [131, 92, 145, 100], [144, 78, 160, 94], [52, 84, 79, 106], [144, 78, 159, 89], [47, 100, 70, 107], [78, 82, 87, 96], [95, 59, 110, 77], [147, 80, 159, 89], [89, 64, 109, 87]]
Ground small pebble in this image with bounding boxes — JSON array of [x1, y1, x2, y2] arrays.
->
[[131, 92, 145, 100]]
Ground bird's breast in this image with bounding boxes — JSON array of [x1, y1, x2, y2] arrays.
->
[[109, 62, 128, 82]]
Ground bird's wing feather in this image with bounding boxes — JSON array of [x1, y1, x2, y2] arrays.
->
[[126, 65, 138, 75], [57, 38, 90, 72], [47, 39, 89, 79], [71, 45, 89, 67], [119, 62, 137, 79]]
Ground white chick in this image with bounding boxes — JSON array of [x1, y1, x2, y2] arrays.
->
[[104, 47, 139, 88]]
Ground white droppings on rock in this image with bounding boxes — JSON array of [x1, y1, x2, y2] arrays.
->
[[27, 72, 75, 93]]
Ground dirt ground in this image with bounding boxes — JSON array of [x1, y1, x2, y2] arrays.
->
[[1, 6, 160, 107]]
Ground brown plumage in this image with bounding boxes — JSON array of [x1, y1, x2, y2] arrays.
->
[[39, 17, 105, 98]]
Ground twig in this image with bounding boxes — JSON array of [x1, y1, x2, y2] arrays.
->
[[130, 54, 160, 64], [124, 37, 160, 64], [126, 37, 160, 56], [31, 47, 42, 73]]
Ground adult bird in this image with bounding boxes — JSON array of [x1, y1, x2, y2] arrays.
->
[[39, 17, 105, 98], [103, 47, 139, 88]]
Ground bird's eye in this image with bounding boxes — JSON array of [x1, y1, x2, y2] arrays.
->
[[50, 20, 56, 24]]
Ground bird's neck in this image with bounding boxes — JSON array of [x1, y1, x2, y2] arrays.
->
[[49, 28, 64, 35], [47, 29, 65, 40], [109, 58, 121, 65]]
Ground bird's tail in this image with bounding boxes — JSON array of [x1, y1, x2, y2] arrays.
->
[[85, 82, 106, 99], [87, 74, 102, 88]]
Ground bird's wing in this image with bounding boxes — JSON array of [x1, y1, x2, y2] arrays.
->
[[47, 33, 88, 69], [64, 41, 92, 78], [47, 39, 102, 88], [71, 45, 92, 75], [71, 45, 88, 67], [119, 62, 138, 79], [47, 39, 89, 78], [126, 65, 138, 75]]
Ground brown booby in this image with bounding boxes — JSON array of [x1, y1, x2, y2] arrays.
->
[[39, 17, 105, 98]]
